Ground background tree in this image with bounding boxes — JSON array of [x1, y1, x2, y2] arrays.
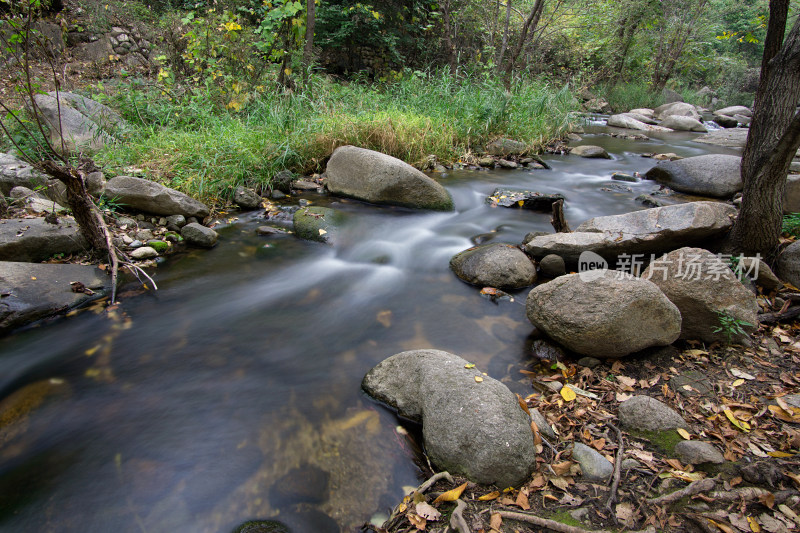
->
[[730, 1, 800, 258]]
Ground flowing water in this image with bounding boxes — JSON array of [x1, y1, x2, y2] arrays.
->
[[0, 124, 741, 532]]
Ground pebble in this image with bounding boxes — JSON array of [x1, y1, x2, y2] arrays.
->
[[130, 246, 158, 259], [618, 396, 688, 431], [577, 357, 602, 369], [129, 239, 143, 248], [530, 408, 557, 440], [674, 441, 724, 465], [572, 442, 613, 482]]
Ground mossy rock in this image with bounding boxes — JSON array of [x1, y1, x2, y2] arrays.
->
[[231, 520, 290, 533], [147, 240, 170, 253], [630, 428, 684, 455], [292, 206, 345, 244]]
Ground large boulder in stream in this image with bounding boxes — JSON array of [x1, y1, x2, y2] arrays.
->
[[450, 243, 537, 290], [526, 270, 681, 358], [644, 154, 742, 198], [642, 248, 758, 344], [654, 102, 701, 121], [32, 91, 128, 152], [325, 146, 453, 210], [362, 349, 537, 486], [105, 176, 210, 218], [659, 115, 708, 133], [522, 201, 737, 263], [607, 114, 667, 132], [715, 106, 752, 118], [0, 261, 109, 334]]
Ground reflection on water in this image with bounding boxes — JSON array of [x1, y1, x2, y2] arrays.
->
[[0, 127, 740, 532]]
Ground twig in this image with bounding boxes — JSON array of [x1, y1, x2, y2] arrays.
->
[[449, 499, 471, 533], [758, 305, 800, 324], [417, 471, 454, 494], [124, 263, 158, 291], [605, 422, 624, 512], [93, 208, 120, 304], [646, 477, 716, 505], [709, 488, 797, 503], [497, 510, 609, 533]]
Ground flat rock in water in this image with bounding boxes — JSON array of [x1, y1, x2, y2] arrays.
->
[[526, 270, 681, 358], [362, 349, 537, 487], [660, 115, 708, 133], [487, 188, 565, 211], [642, 247, 758, 344], [0, 261, 109, 334], [571, 145, 611, 159], [326, 145, 453, 210], [292, 206, 344, 244], [644, 154, 742, 198], [572, 442, 613, 482], [450, 243, 537, 290], [693, 128, 749, 148], [715, 105, 752, 118], [618, 395, 688, 431], [0, 218, 88, 262], [674, 441, 725, 465], [523, 202, 736, 263], [105, 176, 210, 218]]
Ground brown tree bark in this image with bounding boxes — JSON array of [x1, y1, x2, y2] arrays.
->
[[302, 0, 315, 89], [497, 0, 513, 70], [730, 5, 800, 259], [441, 0, 458, 72], [502, 0, 545, 89]]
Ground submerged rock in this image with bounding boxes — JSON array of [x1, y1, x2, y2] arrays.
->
[[231, 520, 290, 533], [526, 270, 681, 358], [487, 188, 565, 211], [644, 154, 742, 198], [362, 349, 537, 486], [642, 247, 758, 344], [325, 145, 453, 210], [450, 243, 537, 290], [292, 206, 344, 244]]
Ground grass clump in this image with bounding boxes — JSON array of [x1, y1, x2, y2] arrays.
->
[[782, 212, 800, 238], [591, 81, 664, 113], [91, 70, 577, 202]]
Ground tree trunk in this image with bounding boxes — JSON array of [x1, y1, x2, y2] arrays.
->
[[497, 0, 512, 70], [730, 4, 800, 259], [502, 0, 544, 89], [441, 0, 458, 72], [302, 0, 315, 90]]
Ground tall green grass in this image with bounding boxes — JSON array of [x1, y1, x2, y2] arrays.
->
[[92, 71, 577, 202], [591, 81, 665, 113]]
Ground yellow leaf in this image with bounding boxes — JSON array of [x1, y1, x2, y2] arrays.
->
[[464, 363, 475, 369], [747, 516, 761, 533], [478, 491, 500, 501], [767, 451, 794, 458], [724, 409, 751, 432], [433, 482, 468, 503], [684, 349, 708, 356], [30, 276, 36, 280], [474, 376, 484, 383], [677, 428, 691, 440], [518, 200, 525, 207], [560, 386, 577, 402], [318, 229, 327, 235], [732, 379, 745, 387], [284, 67, 292, 76]]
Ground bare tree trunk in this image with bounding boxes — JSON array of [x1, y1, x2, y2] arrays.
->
[[650, 0, 708, 93], [730, 4, 800, 259], [442, 0, 458, 72], [302, 0, 315, 90], [497, 0, 512, 69], [502, 0, 545, 89]]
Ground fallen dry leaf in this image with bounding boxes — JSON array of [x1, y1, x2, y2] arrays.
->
[[478, 491, 500, 501], [415, 502, 441, 521], [560, 386, 577, 401], [433, 482, 468, 503]]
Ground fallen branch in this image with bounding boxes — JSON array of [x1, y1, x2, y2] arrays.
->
[[758, 305, 800, 324], [709, 487, 797, 503], [417, 471, 454, 494], [93, 208, 120, 304], [605, 422, 624, 513], [450, 499, 471, 533], [646, 477, 716, 505], [498, 511, 657, 533]]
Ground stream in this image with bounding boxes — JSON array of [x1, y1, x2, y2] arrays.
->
[[0, 123, 741, 532]]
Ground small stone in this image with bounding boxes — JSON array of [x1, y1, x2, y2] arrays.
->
[[298, 199, 311, 207], [497, 159, 518, 169], [256, 226, 288, 236], [116, 216, 137, 227], [136, 229, 154, 242], [674, 441, 724, 465], [165, 214, 186, 231], [569, 508, 590, 522], [635, 194, 664, 208], [612, 172, 638, 182], [157, 217, 167, 227], [271, 190, 287, 200], [530, 408, 557, 440], [571, 145, 611, 159], [234, 186, 262, 210], [122, 235, 133, 245], [621, 459, 641, 471], [181, 223, 218, 248], [619, 396, 688, 431], [130, 246, 158, 259], [669, 370, 714, 398], [478, 156, 496, 167], [539, 254, 566, 278], [129, 239, 142, 248], [577, 357, 602, 369], [571, 442, 613, 482]]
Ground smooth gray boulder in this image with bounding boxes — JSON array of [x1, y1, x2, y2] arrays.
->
[[660, 115, 708, 133], [572, 443, 613, 482], [486, 138, 527, 156], [325, 146, 453, 210], [654, 102, 700, 121], [292, 206, 344, 244], [619, 396, 688, 431], [0, 261, 109, 334], [130, 246, 159, 259], [450, 243, 537, 290], [233, 186, 262, 210], [523, 201, 737, 262], [716, 105, 752, 118], [31, 91, 127, 152], [0, 152, 49, 195], [180, 223, 218, 248], [571, 145, 611, 159], [539, 254, 566, 278], [645, 154, 742, 198], [776, 241, 800, 288], [526, 270, 681, 358], [0, 217, 88, 262], [642, 247, 758, 344], [362, 349, 537, 487], [674, 441, 725, 465], [607, 114, 670, 132], [738, 256, 782, 292], [629, 108, 654, 118], [105, 176, 210, 218], [622, 112, 659, 125]]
